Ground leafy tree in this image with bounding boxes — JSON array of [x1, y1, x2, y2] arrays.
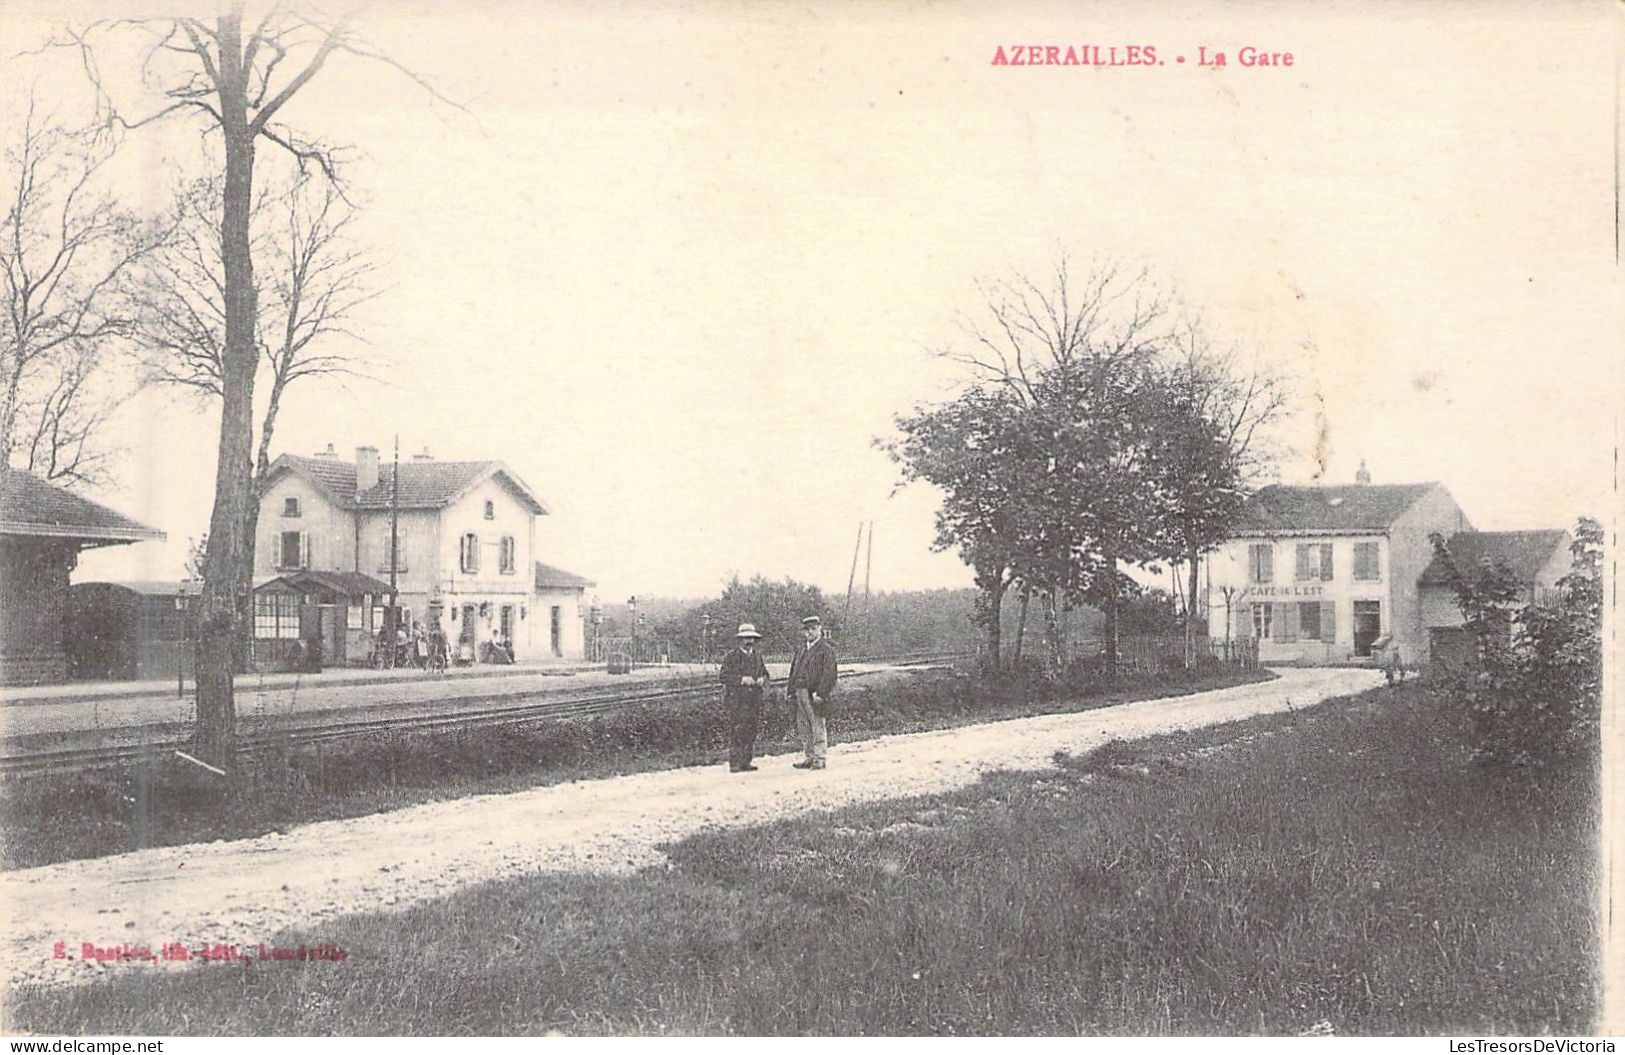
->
[[1143, 321, 1285, 661], [882, 385, 1038, 669], [657, 576, 836, 659], [888, 257, 1288, 675]]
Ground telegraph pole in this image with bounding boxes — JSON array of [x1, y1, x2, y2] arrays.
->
[[863, 520, 873, 604], [387, 434, 400, 648], [843, 523, 863, 617]]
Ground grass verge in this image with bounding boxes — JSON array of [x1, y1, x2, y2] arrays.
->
[[0, 665, 1267, 870], [6, 680, 1597, 1036]]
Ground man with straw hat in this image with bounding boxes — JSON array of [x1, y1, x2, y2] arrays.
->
[[718, 622, 770, 772]]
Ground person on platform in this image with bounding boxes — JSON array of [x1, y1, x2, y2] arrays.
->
[[718, 623, 769, 773], [787, 615, 837, 769]]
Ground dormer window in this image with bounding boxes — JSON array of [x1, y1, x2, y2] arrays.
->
[[283, 497, 301, 517], [484, 499, 495, 520]]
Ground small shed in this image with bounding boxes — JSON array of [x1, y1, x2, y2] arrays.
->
[[252, 569, 396, 669], [65, 580, 201, 681], [1, 471, 164, 685]]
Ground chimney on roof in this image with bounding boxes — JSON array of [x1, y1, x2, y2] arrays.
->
[[412, 447, 434, 462], [356, 446, 379, 493], [1355, 459, 1371, 485], [314, 443, 338, 459]]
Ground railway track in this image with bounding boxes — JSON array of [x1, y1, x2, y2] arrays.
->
[[0, 651, 969, 779]]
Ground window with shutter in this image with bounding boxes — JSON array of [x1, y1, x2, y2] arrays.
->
[[461, 533, 480, 574], [1250, 544, 1273, 584], [1276, 602, 1297, 642], [1295, 544, 1312, 581], [1298, 601, 1321, 641], [1354, 541, 1380, 581], [1320, 544, 1334, 581], [499, 535, 516, 574], [279, 531, 301, 569], [1251, 603, 1273, 639]]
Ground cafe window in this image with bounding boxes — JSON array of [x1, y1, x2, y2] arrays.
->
[[1248, 543, 1274, 585], [1298, 601, 1322, 641], [1295, 543, 1334, 582], [1354, 541, 1381, 581], [460, 532, 480, 573], [1251, 602, 1273, 639], [499, 535, 516, 574], [283, 497, 301, 517], [254, 593, 301, 639]]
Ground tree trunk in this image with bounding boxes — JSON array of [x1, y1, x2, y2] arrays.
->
[[193, 14, 257, 768], [1185, 546, 1202, 667], [983, 576, 1007, 672], [1102, 549, 1119, 675], [1041, 589, 1063, 671], [1013, 582, 1031, 662]]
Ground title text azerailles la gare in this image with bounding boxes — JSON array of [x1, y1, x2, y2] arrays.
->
[[991, 44, 1293, 68]]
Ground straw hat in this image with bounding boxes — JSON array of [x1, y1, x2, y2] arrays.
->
[[735, 623, 763, 639]]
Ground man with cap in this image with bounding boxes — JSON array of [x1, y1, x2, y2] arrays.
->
[[718, 623, 770, 772], [787, 615, 838, 769]]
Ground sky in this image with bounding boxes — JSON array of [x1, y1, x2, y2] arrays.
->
[[4, 0, 1619, 604]]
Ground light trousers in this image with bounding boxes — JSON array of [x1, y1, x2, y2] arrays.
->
[[793, 688, 828, 764]]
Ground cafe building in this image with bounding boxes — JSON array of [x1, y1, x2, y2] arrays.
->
[[1203, 463, 1473, 666]]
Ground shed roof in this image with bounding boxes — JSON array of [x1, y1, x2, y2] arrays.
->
[[259, 569, 396, 598], [534, 561, 595, 590], [0, 471, 165, 545], [74, 580, 203, 597], [1418, 530, 1569, 586], [1236, 482, 1440, 534]]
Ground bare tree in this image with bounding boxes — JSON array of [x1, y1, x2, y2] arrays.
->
[[137, 170, 376, 600], [945, 254, 1166, 410], [48, 3, 457, 766], [1, 99, 169, 486]]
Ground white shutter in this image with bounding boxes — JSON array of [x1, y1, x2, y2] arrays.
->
[[300, 531, 311, 570]]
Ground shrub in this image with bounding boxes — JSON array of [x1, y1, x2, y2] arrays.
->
[[1427, 517, 1602, 767]]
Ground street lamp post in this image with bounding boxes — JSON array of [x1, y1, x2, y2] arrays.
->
[[627, 595, 638, 670]]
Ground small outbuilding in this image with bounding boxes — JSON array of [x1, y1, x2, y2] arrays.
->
[[252, 569, 397, 669], [65, 580, 201, 680], [1418, 529, 1572, 668], [1, 471, 164, 685], [534, 561, 594, 660]]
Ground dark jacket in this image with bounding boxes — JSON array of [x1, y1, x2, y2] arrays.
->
[[719, 646, 769, 701], [789, 637, 837, 698]]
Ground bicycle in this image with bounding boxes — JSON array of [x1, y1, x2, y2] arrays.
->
[[370, 636, 415, 669]]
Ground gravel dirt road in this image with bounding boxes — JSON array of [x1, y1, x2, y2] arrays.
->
[[0, 666, 1381, 991]]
